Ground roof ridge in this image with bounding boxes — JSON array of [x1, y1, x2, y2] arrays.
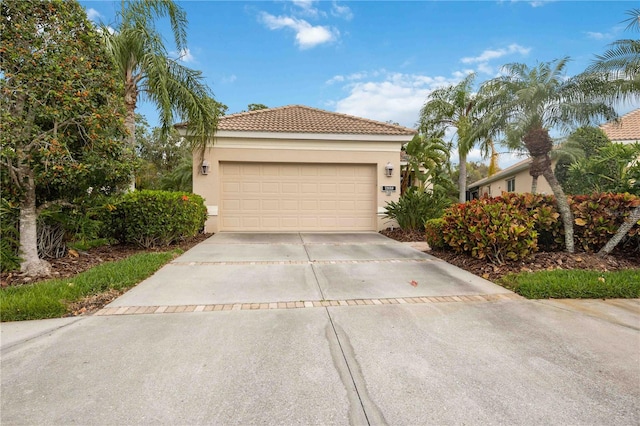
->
[[221, 105, 295, 119], [289, 105, 416, 132], [220, 104, 416, 133], [600, 108, 640, 128]]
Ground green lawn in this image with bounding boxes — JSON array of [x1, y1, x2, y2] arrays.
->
[[499, 268, 640, 299], [0, 250, 179, 322]]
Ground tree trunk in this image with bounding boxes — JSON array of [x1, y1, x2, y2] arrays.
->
[[598, 206, 640, 256], [124, 76, 138, 190], [458, 152, 467, 203], [531, 175, 538, 194], [19, 168, 51, 277], [542, 164, 575, 253], [400, 164, 410, 195]]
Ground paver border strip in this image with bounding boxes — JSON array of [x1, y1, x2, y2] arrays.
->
[[95, 293, 523, 316]]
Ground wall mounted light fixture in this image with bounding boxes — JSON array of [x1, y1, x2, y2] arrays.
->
[[200, 159, 210, 175], [384, 162, 394, 177]]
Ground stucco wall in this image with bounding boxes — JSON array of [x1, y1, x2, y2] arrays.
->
[[477, 168, 553, 197]]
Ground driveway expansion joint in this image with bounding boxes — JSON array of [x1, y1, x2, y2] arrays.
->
[[95, 293, 522, 316]]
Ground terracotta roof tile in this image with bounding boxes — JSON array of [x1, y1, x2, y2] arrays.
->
[[600, 109, 640, 142], [214, 105, 416, 135]]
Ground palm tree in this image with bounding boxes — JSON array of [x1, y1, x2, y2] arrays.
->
[[419, 73, 499, 203], [484, 58, 616, 253], [586, 8, 640, 256], [100, 0, 218, 188], [401, 131, 453, 195]]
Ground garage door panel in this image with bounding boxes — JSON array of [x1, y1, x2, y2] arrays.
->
[[220, 162, 376, 231], [281, 200, 299, 211], [241, 200, 260, 211], [242, 164, 262, 176], [242, 182, 260, 193], [262, 182, 279, 193], [281, 183, 299, 194], [319, 183, 337, 193]]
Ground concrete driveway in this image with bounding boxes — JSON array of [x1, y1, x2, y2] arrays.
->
[[2, 233, 639, 425]]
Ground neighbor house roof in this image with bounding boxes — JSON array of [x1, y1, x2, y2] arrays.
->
[[181, 105, 416, 135], [600, 108, 640, 142]]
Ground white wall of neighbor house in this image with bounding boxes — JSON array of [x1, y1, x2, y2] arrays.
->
[[193, 135, 404, 232]]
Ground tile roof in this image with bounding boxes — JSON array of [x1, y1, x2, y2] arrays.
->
[[211, 105, 417, 135], [600, 108, 640, 142]]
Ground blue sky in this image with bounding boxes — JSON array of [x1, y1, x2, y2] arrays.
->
[[81, 0, 638, 166]]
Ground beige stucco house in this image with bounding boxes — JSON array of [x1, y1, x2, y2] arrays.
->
[[468, 108, 640, 199], [179, 105, 416, 233], [467, 158, 554, 199]]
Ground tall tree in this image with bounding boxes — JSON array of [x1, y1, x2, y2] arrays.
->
[[587, 8, 640, 99], [99, 0, 219, 187], [587, 8, 640, 256], [1, 0, 133, 276], [419, 73, 499, 203], [484, 58, 616, 253]]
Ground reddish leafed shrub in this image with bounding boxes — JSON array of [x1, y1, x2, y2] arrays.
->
[[571, 193, 640, 252], [424, 218, 445, 249], [442, 197, 538, 264]]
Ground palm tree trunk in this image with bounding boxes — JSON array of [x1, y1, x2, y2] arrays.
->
[[531, 175, 538, 194], [598, 206, 640, 256], [400, 164, 410, 195], [19, 167, 51, 276], [542, 164, 575, 253], [458, 152, 467, 203], [124, 77, 138, 190]]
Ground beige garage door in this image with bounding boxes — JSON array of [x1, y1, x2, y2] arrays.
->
[[220, 162, 377, 231]]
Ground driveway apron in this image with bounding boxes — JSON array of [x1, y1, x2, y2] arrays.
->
[[2, 233, 638, 425], [107, 232, 511, 308]]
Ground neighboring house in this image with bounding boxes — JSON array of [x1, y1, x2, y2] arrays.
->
[[468, 109, 640, 200], [467, 158, 554, 200], [600, 108, 640, 144], [177, 105, 416, 233]]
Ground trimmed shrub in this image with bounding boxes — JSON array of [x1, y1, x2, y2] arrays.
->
[[384, 186, 451, 231], [571, 192, 640, 252], [499, 192, 562, 251], [442, 197, 538, 264], [424, 218, 445, 249], [113, 190, 206, 248]]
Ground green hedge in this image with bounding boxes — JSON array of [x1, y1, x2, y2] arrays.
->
[[113, 190, 207, 248]]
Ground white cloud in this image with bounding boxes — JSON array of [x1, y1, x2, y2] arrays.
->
[[291, 0, 325, 18], [332, 71, 459, 128], [86, 8, 101, 21], [259, 12, 338, 49], [171, 48, 195, 63], [461, 43, 531, 75], [326, 75, 345, 85], [331, 1, 353, 20], [461, 43, 531, 64], [221, 74, 237, 84], [586, 31, 607, 40]]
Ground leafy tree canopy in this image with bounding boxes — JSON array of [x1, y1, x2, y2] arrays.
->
[[247, 103, 269, 111], [0, 0, 134, 275]]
